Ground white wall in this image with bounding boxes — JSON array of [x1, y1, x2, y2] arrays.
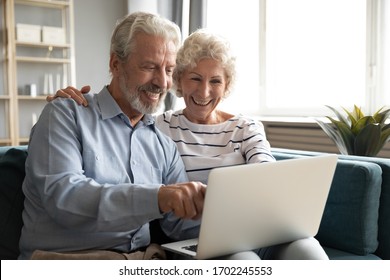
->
[[72, 0, 181, 92], [127, 0, 158, 13], [73, 0, 128, 92]]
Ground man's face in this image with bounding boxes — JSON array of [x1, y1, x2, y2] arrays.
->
[[117, 33, 177, 114]]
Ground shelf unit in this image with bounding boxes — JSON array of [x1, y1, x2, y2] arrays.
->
[[1, 0, 75, 145]]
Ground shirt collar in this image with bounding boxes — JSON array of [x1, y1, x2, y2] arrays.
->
[[96, 86, 156, 126]]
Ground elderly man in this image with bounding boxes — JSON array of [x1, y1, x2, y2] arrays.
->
[[18, 12, 205, 260]]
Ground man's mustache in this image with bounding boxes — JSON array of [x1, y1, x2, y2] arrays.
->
[[139, 85, 166, 95]]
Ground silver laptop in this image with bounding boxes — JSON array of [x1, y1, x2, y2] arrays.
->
[[162, 154, 338, 259]]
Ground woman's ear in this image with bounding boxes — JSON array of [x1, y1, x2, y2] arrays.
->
[[224, 80, 231, 98], [175, 88, 183, 98], [175, 77, 183, 97]]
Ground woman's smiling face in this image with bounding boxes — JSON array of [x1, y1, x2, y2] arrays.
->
[[179, 58, 228, 124]]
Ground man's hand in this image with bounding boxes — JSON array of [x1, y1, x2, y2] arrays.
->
[[158, 182, 206, 220], [46, 85, 91, 106]]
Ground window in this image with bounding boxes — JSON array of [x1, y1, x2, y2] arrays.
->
[[206, 0, 261, 115], [381, 0, 390, 106], [206, 0, 389, 117]]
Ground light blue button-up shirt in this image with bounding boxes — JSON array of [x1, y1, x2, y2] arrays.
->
[[19, 86, 196, 259]]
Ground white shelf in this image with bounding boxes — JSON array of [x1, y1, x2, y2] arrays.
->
[[2, 0, 74, 145], [17, 95, 48, 100], [16, 56, 71, 64], [15, 0, 70, 9], [0, 138, 13, 145], [16, 41, 71, 48]]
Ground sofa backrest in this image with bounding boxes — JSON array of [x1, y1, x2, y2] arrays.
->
[[0, 146, 28, 260], [0, 146, 28, 157], [272, 151, 382, 257]]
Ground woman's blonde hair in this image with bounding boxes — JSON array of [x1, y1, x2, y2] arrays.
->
[[173, 29, 236, 98]]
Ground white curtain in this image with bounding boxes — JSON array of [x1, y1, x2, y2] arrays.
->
[[127, 0, 206, 32]]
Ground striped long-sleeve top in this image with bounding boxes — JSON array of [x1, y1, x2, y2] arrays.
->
[[155, 109, 275, 184]]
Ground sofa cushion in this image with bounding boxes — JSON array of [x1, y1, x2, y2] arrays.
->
[[323, 246, 381, 260], [0, 148, 28, 259]]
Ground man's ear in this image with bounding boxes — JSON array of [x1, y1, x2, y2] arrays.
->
[[109, 53, 121, 75]]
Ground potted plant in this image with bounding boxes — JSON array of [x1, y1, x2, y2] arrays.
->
[[317, 105, 390, 156]]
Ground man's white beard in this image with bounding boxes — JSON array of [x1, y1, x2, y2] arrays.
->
[[119, 74, 166, 114]]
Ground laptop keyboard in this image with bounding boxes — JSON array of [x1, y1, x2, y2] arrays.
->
[[182, 244, 198, 252]]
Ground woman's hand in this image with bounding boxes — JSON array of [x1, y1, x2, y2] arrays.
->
[[46, 85, 91, 107]]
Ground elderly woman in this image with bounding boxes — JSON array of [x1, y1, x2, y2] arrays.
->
[[155, 29, 275, 184], [50, 28, 328, 260]]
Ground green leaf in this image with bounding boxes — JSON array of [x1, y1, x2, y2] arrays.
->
[[373, 108, 390, 124], [353, 105, 365, 120], [327, 117, 355, 154], [373, 124, 390, 155], [316, 119, 349, 155], [381, 123, 390, 141], [342, 107, 358, 127], [354, 124, 381, 156], [325, 105, 350, 125], [351, 116, 376, 135]]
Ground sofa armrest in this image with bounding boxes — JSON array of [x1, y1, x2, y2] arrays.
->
[[317, 159, 381, 255], [338, 155, 390, 260], [272, 150, 382, 256], [0, 148, 28, 259], [272, 148, 390, 260]]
